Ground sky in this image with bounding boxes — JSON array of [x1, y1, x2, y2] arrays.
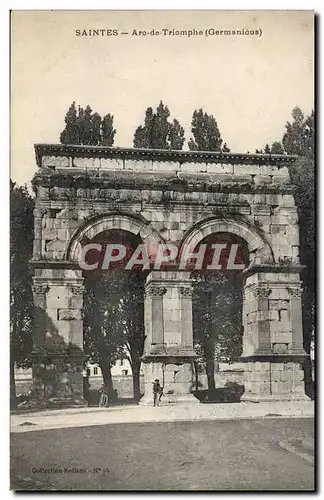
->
[[11, 10, 314, 185]]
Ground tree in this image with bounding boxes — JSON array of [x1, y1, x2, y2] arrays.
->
[[168, 118, 185, 150], [60, 102, 116, 146], [10, 181, 35, 408], [188, 108, 230, 152], [282, 107, 314, 158], [270, 141, 285, 154], [83, 271, 127, 401], [192, 273, 243, 393], [256, 142, 284, 154], [133, 101, 185, 150], [120, 273, 145, 402], [101, 113, 116, 146]]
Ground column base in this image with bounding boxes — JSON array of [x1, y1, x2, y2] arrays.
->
[[242, 360, 309, 402], [140, 359, 199, 406]]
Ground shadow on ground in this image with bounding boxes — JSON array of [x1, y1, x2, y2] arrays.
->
[[194, 382, 244, 403]]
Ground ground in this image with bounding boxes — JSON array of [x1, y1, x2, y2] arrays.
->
[[11, 418, 314, 491]]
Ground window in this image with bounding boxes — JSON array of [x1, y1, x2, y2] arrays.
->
[[93, 367, 98, 375], [120, 359, 124, 366], [122, 370, 128, 376]]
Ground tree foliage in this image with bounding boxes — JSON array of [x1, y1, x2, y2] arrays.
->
[[60, 102, 116, 146], [133, 101, 185, 150], [188, 108, 230, 152], [10, 181, 35, 407], [282, 107, 314, 159], [192, 273, 243, 391]]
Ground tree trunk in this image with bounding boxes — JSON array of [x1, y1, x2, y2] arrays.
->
[[132, 360, 141, 403], [205, 358, 216, 392], [303, 355, 314, 400], [10, 357, 17, 410], [99, 359, 114, 401], [204, 337, 216, 393], [193, 360, 199, 392]]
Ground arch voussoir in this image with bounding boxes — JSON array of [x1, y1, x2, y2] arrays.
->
[[181, 217, 274, 264], [66, 213, 164, 262]]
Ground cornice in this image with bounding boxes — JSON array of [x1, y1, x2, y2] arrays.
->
[[35, 143, 298, 168]]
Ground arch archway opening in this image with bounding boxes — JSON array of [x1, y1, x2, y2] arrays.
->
[[82, 228, 146, 405], [191, 232, 250, 400]]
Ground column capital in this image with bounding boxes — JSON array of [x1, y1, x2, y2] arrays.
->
[[33, 207, 47, 218], [253, 287, 271, 299], [179, 286, 193, 298], [146, 286, 167, 297], [287, 287, 303, 298], [70, 284, 84, 295], [32, 283, 49, 295]]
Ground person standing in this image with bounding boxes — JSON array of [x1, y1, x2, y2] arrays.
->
[[153, 379, 162, 407]]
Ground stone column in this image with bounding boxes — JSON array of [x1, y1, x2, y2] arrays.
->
[[49, 281, 85, 406], [32, 208, 45, 260], [179, 286, 193, 349], [31, 282, 49, 405], [141, 271, 198, 405], [147, 286, 166, 346], [253, 287, 271, 353], [288, 286, 305, 353]]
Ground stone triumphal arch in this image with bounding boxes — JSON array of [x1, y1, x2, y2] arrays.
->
[[31, 144, 308, 405]]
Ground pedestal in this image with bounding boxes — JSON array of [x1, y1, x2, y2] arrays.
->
[[140, 271, 199, 405], [241, 270, 309, 402], [241, 360, 310, 402], [31, 268, 87, 407]]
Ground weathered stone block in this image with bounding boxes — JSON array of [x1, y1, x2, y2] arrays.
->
[[254, 175, 272, 184], [70, 295, 83, 309], [73, 157, 100, 169], [285, 225, 299, 236], [47, 287, 70, 308], [279, 310, 290, 322], [100, 158, 124, 170], [234, 164, 260, 176], [272, 342, 289, 353], [270, 224, 287, 234], [181, 162, 207, 173], [273, 245, 293, 259], [282, 195, 295, 207], [124, 159, 150, 171], [152, 161, 180, 172], [42, 156, 70, 168], [269, 300, 289, 310], [206, 163, 234, 174], [58, 308, 82, 321], [271, 332, 292, 344], [259, 165, 279, 176], [270, 321, 292, 333], [37, 186, 50, 199], [271, 175, 290, 184], [253, 205, 271, 215]]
